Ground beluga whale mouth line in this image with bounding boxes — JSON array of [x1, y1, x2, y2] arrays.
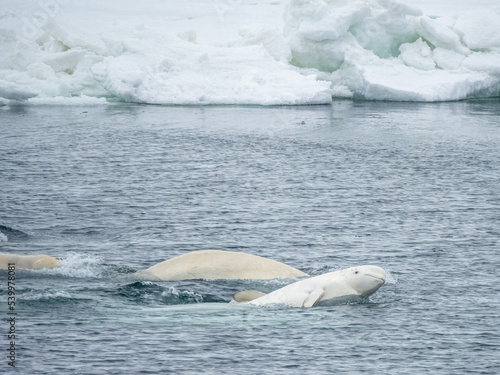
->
[[365, 273, 385, 282]]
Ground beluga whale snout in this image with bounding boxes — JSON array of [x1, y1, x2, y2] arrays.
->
[[233, 265, 387, 308], [345, 265, 386, 297]]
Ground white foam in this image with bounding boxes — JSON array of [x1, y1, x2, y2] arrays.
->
[[385, 270, 397, 285], [0, 0, 499, 104], [43, 252, 104, 278], [164, 286, 204, 303], [18, 289, 73, 301]]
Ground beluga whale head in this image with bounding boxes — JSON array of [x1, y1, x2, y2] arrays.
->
[[335, 265, 387, 297]]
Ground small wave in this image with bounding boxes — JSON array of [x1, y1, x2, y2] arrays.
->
[[162, 286, 204, 304], [385, 270, 398, 284], [316, 295, 371, 307], [116, 281, 219, 305], [19, 289, 73, 301], [0, 225, 29, 242], [305, 265, 335, 276], [9, 289, 88, 306], [230, 277, 303, 294]]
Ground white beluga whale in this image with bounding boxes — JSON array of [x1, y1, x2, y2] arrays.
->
[[0, 253, 60, 270], [233, 265, 386, 308], [134, 250, 308, 281]]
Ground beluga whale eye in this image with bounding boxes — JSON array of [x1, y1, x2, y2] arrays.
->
[[354, 270, 359, 274]]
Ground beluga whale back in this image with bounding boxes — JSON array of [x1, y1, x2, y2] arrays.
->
[[0, 253, 60, 270], [134, 250, 308, 281], [233, 265, 386, 308]]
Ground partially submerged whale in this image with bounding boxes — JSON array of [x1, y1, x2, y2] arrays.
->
[[0, 253, 60, 270], [233, 265, 386, 308], [134, 250, 308, 281]]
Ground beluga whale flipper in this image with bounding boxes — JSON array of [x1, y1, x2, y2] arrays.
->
[[0, 253, 60, 270], [134, 250, 308, 281], [233, 265, 386, 308]]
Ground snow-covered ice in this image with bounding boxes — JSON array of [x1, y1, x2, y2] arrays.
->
[[0, 0, 499, 105]]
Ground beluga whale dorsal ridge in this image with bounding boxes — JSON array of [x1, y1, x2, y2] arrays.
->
[[234, 265, 386, 308], [0, 253, 60, 270], [134, 250, 308, 281]]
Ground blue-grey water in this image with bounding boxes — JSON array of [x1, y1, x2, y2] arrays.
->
[[1, 100, 500, 374]]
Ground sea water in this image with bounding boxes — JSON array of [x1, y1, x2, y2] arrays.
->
[[1, 100, 500, 374]]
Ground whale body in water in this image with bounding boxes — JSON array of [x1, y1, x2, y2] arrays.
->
[[134, 250, 308, 281], [233, 265, 386, 307], [0, 253, 60, 270]]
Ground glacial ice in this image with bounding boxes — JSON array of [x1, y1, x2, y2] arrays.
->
[[283, 0, 500, 101], [0, 0, 499, 105]]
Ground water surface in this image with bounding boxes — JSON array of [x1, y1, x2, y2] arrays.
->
[[1, 100, 500, 374]]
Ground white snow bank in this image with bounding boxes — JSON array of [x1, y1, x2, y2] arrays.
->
[[91, 31, 331, 105], [0, 8, 330, 105], [0, 0, 499, 104]]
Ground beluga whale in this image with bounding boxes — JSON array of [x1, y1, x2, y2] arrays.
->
[[233, 265, 386, 308], [0, 253, 60, 270], [134, 250, 308, 281]]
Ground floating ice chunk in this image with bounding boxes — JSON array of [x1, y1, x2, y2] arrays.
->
[[462, 52, 500, 75], [399, 38, 435, 70], [339, 48, 496, 101], [27, 62, 55, 80], [432, 47, 466, 70], [42, 48, 88, 73], [284, 0, 423, 72], [177, 30, 197, 43], [0, 10, 18, 42], [454, 9, 500, 50], [295, 3, 369, 42], [419, 16, 469, 55], [377, 0, 422, 17], [356, 65, 493, 101], [0, 80, 38, 100], [284, 0, 500, 100], [330, 83, 354, 98], [42, 19, 107, 55]]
